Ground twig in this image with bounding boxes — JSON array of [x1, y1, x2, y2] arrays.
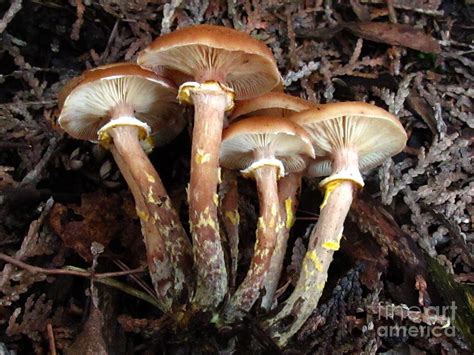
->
[[99, 19, 119, 64], [0, 0, 22, 35], [71, 0, 85, 41], [20, 137, 60, 187], [46, 323, 57, 355], [113, 258, 157, 301], [0, 253, 160, 307], [0, 198, 54, 290], [0, 252, 145, 279]]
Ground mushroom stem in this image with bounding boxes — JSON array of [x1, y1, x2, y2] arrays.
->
[[225, 164, 281, 320], [261, 172, 302, 311], [108, 124, 193, 310], [188, 91, 228, 309], [266, 148, 359, 346], [220, 169, 240, 291]]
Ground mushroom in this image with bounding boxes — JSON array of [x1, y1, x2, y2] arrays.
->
[[228, 91, 317, 311], [138, 24, 281, 309], [229, 92, 316, 122], [58, 63, 193, 311], [266, 102, 407, 346], [220, 116, 315, 320]]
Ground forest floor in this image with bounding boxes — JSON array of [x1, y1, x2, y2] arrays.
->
[[0, 1, 473, 354]]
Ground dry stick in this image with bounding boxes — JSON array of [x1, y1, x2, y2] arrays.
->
[[0, 198, 54, 288], [20, 137, 59, 187], [266, 181, 354, 346], [0, 0, 22, 35], [0, 252, 145, 279], [188, 92, 228, 309], [225, 165, 281, 320], [112, 258, 157, 301], [220, 170, 240, 291], [261, 172, 302, 311], [109, 125, 193, 309], [0, 253, 159, 307]]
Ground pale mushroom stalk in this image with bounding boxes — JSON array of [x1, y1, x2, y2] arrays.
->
[[105, 109, 193, 308], [57, 64, 194, 311], [185, 87, 230, 307], [137, 25, 281, 309], [227, 92, 314, 311], [225, 150, 281, 319], [264, 149, 358, 345], [220, 169, 240, 291], [261, 171, 302, 311], [265, 102, 407, 346], [220, 116, 314, 321]]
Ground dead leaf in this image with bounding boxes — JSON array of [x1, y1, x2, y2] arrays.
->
[[344, 22, 441, 54], [48, 192, 126, 262], [406, 90, 439, 134]]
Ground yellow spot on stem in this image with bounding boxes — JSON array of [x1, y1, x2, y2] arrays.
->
[[257, 217, 266, 232], [213, 193, 219, 206], [147, 187, 157, 204], [316, 282, 325, 291], [271, 204, 278, 216], [269, 217, 275, 228], [193, 208, 218, 232], [195, 148, 211, 164], [307, 250, 323, 272], [225, 210, 240, 225], [322, 240, 340, 251], [320, 179, 344, 210], [136, 209, 149, 222], [285, 198, 294, 228], [146, 173, 155, 183]]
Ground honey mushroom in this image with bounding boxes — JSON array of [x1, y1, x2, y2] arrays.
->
[[228, 92, 317, 311], [58, 63, 193, 311], [266, 102, 407, 346], [138, 24, 281, 309], [229, 91, 317, 122], [220, 116, 315, 321]]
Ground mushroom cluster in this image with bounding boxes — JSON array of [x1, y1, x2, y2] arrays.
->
[[57, 24, 407, 347]]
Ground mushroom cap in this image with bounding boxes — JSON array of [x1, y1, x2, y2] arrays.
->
[[220, 116, 315, 175], [229, 92, 316, 122], [58, 63, 181, 141], [290, 102, 407, 177], [137, 24, 281, 100]]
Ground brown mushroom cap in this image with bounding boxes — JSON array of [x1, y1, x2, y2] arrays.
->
[[137, 24, 281, 100], [229, 92, 316, 122], [58, 63, 181, 141], [290, 102, 407, 177], [221, 116, 315, 175]]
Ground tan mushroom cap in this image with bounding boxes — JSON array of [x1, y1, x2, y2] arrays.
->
[[137, 24, 282, 100], [58, 63, 181, 141], [221, 116, 315, 176], [229, 92, 316, 122], [290, 102, 407, 177]]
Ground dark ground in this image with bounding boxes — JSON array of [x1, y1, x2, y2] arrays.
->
[[0, 1, 473, 354]]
